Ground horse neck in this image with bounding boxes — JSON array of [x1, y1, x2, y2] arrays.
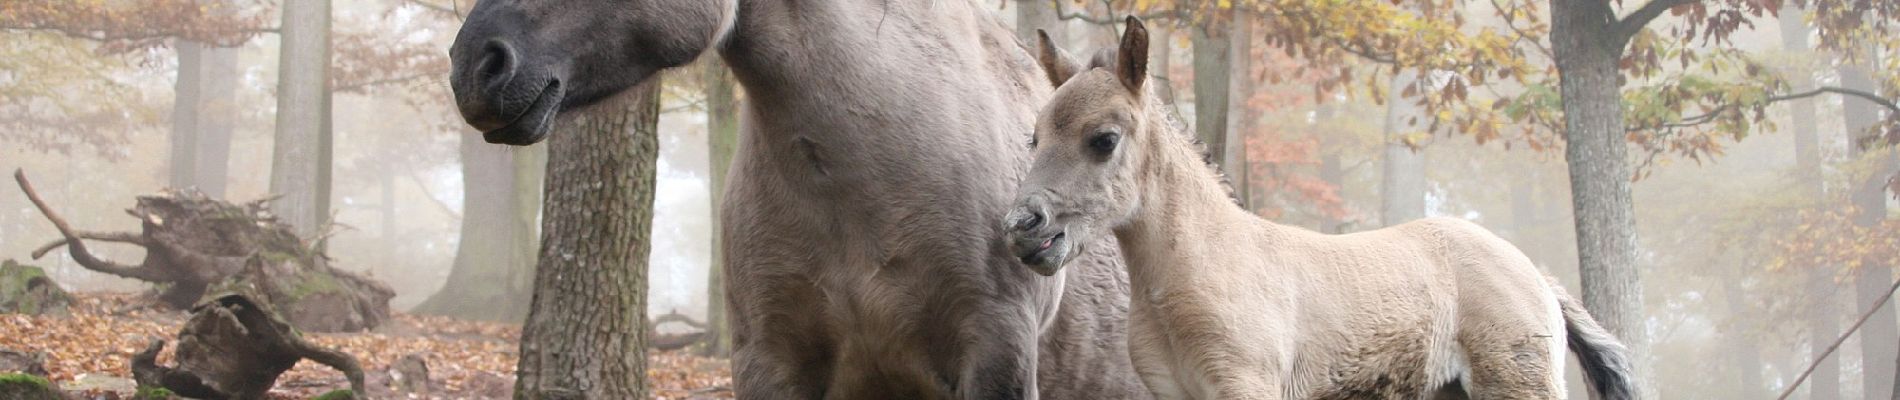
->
[[1113, 108, 1258, 284], [720, 0, 1032, 100]]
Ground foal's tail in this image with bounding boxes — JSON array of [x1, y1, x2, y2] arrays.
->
[[1552, 283, 1638, 400]]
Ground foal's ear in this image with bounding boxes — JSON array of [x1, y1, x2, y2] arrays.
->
[[1035, 29, 1082, 87], [1114, 16, 1149, 95]]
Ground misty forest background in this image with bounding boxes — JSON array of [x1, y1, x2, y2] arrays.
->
[[2, 0, 1899, 398]]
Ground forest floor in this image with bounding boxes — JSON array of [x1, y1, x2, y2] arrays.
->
[[0, 293, 734, 399]]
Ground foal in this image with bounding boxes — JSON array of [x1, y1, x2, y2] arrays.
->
[[1002, 17, 1637, 400]]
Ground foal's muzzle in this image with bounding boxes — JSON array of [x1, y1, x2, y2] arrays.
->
[[1004, 200, 1070, 276]]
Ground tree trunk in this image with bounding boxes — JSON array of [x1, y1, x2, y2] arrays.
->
[[513, 80, 660, 400], [1844, 51, 1897, 400], [412, 135, 541, 321], [169, 42, 238, 198], [1549, 1, 1648, 395], [1224, 11, 1253, 208], [269, 0, 333, 238], [1719, 261, 1764, 399], [703, 56, 738, 357], [1150, 24, 1180, 109], [1014, 0, 1064, 48], [1780, 4, 1840, 398], [1190, 18, 1230, 173], [171, 42, 203, 192]]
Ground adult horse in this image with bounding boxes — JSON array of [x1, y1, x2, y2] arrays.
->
[[446, 0, 1145, 398]]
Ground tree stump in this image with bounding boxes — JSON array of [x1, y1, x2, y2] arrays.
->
[[0, 260, 70, 316], [385, 353, 429, 395], [131, 293, 366, 400], [15, 170, 393, 332]]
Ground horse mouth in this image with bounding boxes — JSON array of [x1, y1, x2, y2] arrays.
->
[[1017, 231, 1066, 275], [481, 79, 564, 146]]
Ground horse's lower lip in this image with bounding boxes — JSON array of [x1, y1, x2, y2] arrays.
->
[[481, 80, 562, 145], [1019, 232, 1064, 265]]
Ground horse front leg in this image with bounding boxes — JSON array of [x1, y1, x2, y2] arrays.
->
[[958, 320, 1041, 400]]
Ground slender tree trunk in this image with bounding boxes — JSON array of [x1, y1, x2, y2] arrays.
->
[[703, 56, 738, 357], [514, 81, 661, 399], [197, 45, 236, 199], [170, 42, 237, 198], [1549, 1, 1648, 396], [170, 42, 203, 192], [1224, 11, 1253, 208], [412, 136, 540, 320], [1843, 50, 1897, 400], [1780, 4, 1841, 398], [1150, 24, 1192, 131], [269, 0, 332, 237], [1015, 0, 1064, 47], [1190, 16, 1231, 173], [1720, 263, 1764, 399]]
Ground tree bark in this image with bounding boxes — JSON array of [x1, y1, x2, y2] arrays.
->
[[1780, 4, 1840, 398], [170, 42, 203, 192], [412, 134, 541, 321], [1190, 17, 1231, 173], [513, 80, 660, 400], [1550, 1, 1648, 395], [703, 56, 737, 357], [1225, 11, 1254, 209], [269, 0, 332, 237], [1843, 50, 1897, 400]]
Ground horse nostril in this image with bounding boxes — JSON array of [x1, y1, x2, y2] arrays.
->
[[477, 39, 519, 88], [1014, 210, 1045, 232]]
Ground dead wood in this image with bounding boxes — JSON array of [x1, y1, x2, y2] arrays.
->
[[15, 169, 393, 332], [131, 293, 368, 400]]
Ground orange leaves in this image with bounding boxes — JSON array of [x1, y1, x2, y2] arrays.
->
[[1769, 207, 1900, 274], [0, 0, 273, 53]]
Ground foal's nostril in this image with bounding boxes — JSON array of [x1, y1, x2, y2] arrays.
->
[[1013, 210, 1046, 232], [476, 40, 519, 88]]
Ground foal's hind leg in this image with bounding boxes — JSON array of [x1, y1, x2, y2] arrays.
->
[[1458, 330, 1565, 400]]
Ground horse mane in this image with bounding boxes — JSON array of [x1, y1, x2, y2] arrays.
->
[[1083, 47, 1241, 206]]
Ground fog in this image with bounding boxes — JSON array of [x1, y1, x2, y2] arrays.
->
[[3, 0, 1898, 398]]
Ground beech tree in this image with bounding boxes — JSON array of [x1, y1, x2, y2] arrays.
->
[[513, 81, 662, 399]]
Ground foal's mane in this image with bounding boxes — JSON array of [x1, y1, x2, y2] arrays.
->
[[1081, 48, 1240, 206]]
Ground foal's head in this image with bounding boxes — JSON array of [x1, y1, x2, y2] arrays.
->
[[1004, 17, 1154, 276]]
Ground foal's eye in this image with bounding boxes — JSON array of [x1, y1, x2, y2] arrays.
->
[[1029, 135, 1039, 149], [1088, 131, 1119, 156]]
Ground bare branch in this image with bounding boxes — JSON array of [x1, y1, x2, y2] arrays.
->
[[406, 173, 463, 221], [1778, 277, 1900, 400], [403, 0, 465, 19], [1051, 0, 1174, 25], [0, 26, 279, 46], [1612, 0, 1701, 44], [14, 169, 170, 282], [31, 231, 147, 259], [1630, 86, 1900, 132]]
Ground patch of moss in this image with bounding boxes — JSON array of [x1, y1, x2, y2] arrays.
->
[[311, 389, 355, 400], [285, 271, 342, 302], [0, 373, 50, 388], [0, 259, 70, 315], [135, 386, 176, 399]]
